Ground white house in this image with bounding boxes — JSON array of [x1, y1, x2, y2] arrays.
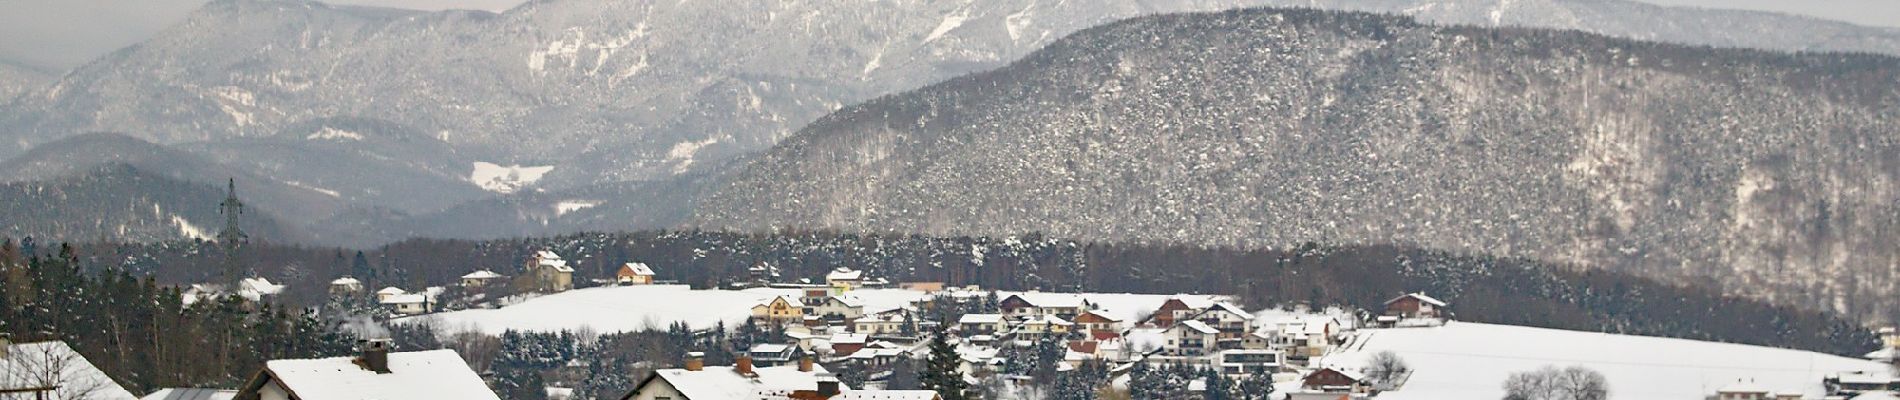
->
[[374, 287, 406, 302], [379, 293, 434, 315], [958, 314, 1007, 336], [1163, 320, 1220, 356], [825, 268, 864, 289], [232, 340, 497, 400], [460, 270, 505, 288], [327, 277, 362, 296], [622, 353, 934, 400]]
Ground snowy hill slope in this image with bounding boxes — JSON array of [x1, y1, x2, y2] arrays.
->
[[406, 285, 1224, 335], [1329, 322, 1892, 399]]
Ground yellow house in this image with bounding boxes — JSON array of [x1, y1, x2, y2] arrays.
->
[[751, 295, 804, 324]]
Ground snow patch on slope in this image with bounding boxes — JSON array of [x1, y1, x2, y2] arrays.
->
[[554, 200, 601, 216], [171, 215, 209, 240], [924, 8, 970, 43], [666, 138, 719, 174], [305, 126, 365, 141], [471, 161, 554, 194]]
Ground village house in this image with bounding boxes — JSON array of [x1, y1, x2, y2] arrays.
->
[[379, 291, 434, 315], [621, 353, 936, 400], [183, 277, 286, 308], [327, 277, 362, 297], [753, 296, 806, 325], [1383, 293, 1450, 320], [1301, 367, 1373, 394], [1216, 349, 1282, 376], [142, 388, 238, 400], [1150, 296, 1217, 327], [1070, 310, 1123, 334], [896, 282, 944, 292], [825, 268, 864, 290], [1711, 379, 1803, 400], [233, 339, 498, 400], [749, 345, 806, 367], [1274, 316, 1344, 363], [1163, 320, 1220, 356], [374, 287, 406, 302], [460, 270, 504, 289], [852, 309, 909, 336], [514, 250, 574, 293], [800, 290, 866, 324], [1826, 371, 1900, 397], [999, 294, 1088, 319], [1181, 302, 1254, 341], [830, 334, 868, 357], [1017, 315, 1075, 338], [616, 262, 656, 285], [957, 314, 1007, 336]]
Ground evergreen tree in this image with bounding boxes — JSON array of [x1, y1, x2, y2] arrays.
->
[[1200, 368, 1233, 400], [1236, 372, 1275, 400], [920, 330, 969, 400]]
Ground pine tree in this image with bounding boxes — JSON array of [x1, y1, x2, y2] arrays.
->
[[920, 330, 969, 400], [1200, 368, 1232, 400]]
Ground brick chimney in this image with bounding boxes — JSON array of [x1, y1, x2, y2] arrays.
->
[[816, 372, 841, 397], [356, 339, 392, 374], [798, 354, 814, 372], [684, 352, 705, 371], [735, 354, 755, 376]]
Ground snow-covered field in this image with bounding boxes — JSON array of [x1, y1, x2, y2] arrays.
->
[[403, 285, 1225, 335], [1325, 322, 1892, 399]]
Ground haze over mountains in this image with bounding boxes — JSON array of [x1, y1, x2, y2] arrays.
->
[[0, 0, 1896, 318]]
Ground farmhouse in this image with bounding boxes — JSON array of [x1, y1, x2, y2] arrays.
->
[[1383, 293, 1449, 320], [523, 250, 575, 293], [616, 262, 656, 285], [232, 339, 497, 400], [459, 270, 505, 289], [1300, 367, 1373, 394], [327, 277, 362, 296], [753, 296, 806, 325]]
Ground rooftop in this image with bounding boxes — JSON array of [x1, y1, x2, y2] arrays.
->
[[250, 349, 497, 400]]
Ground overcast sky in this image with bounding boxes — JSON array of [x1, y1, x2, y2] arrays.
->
[[1, 0, 1897, 72]]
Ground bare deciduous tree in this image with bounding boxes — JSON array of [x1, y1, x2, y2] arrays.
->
[[1502, 365, 1609, 400], [1, 341, 115, 400], [1365, 350, 1410, 387]]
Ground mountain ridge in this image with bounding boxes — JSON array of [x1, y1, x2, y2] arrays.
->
[[697, 8, 1900, 319]]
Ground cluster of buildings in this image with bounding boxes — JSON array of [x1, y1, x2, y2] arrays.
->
[[320, 250, 661, 317]]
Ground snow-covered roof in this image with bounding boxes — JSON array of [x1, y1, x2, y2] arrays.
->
[[1836, 371, 1899, 385], [750, 343, 792, 354], [757, 295, 798, 308], [640, 364, 834, 399], [376, 287, 407, 295], [827, 268, 864, 281], [380, 294, 429, 305], [621, 262, 656, 276], [461, 270, 504, 279], [831, 390, 939, 400], [1026, 315, 1074, 326], [251, 349, 497, 400], [1, 341, 139, 400], [1715, 379, 1771, 394], [1385, 292, 1448, 307], [1168, 295, 1217, 310], [1209, 302, 1254, 319], [832, 334, 868, 345], [1175, 320, 1219, 334], [1009, 292, 1089, 309], [535, 251, 572, 272], [1853, 392, 1900, 400], [140, 388, 235, 400], [959, 314, 1003, 324], [1865, 347, 1898, 361], [832, 294, 866, 308], [329, 277, 361, 286]]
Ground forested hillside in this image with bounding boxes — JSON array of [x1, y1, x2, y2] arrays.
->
[[0, 165, 302, 243], [698, 8, 1900, 321]]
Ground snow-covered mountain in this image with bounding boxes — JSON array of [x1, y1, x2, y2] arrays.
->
[[4, 0, 1900, 248], [0, 60, 51, 102], [696, 9, 1900, 319]]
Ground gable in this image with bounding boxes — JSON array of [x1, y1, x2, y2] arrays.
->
[[998, 295, 1035, 309]]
